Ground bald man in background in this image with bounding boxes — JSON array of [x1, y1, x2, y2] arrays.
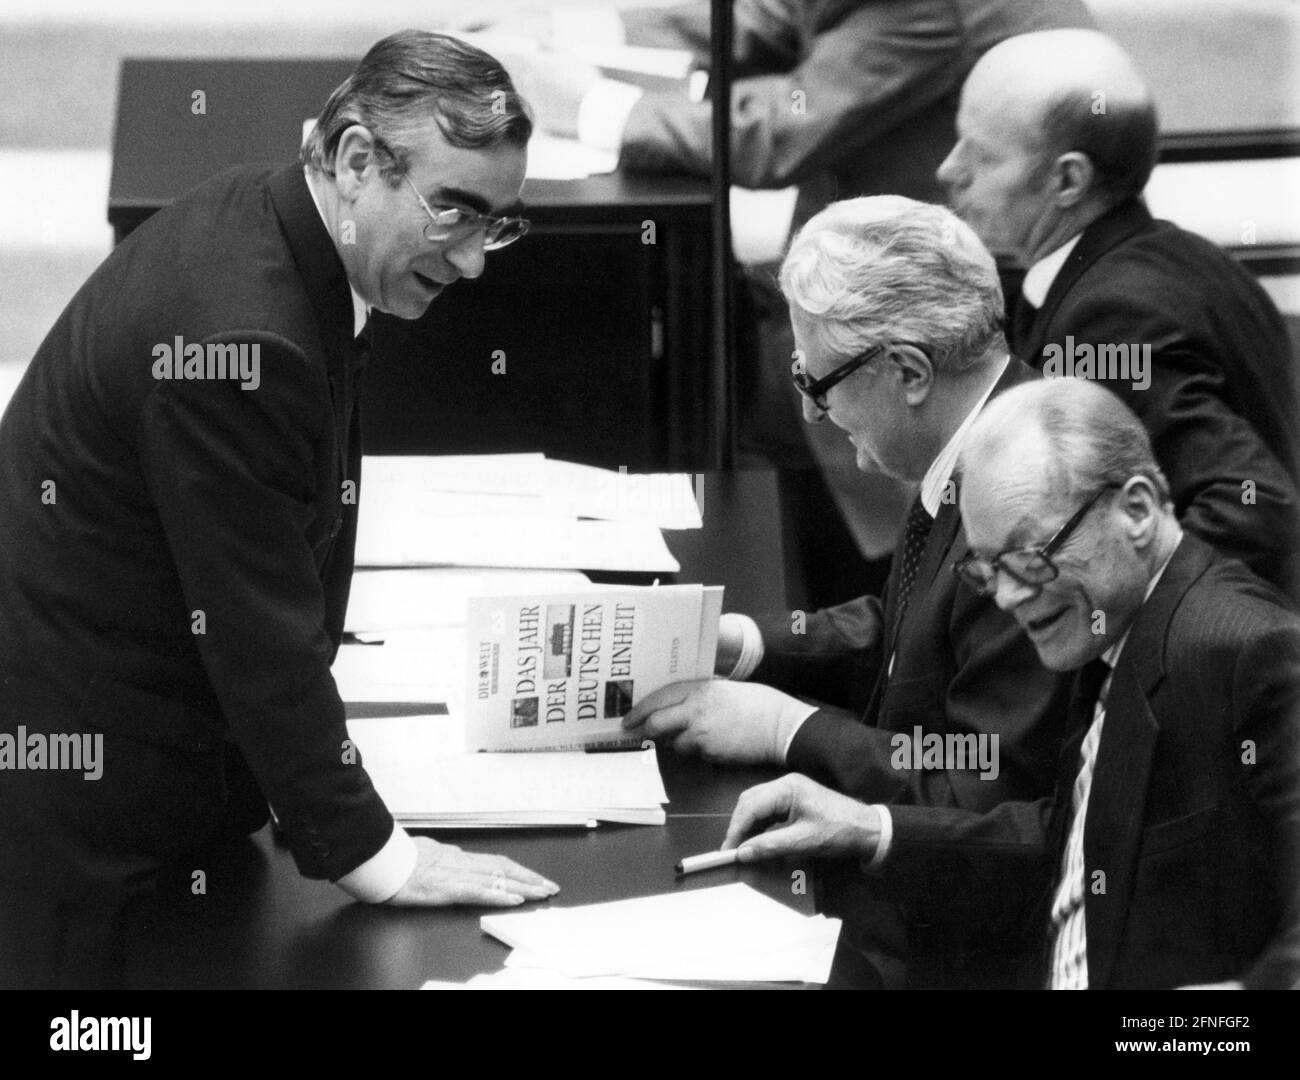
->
[[939, 29, 1300, 598]]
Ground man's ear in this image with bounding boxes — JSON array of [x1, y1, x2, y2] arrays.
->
[[1051, 151, 1096, 209], [893, 343, 935, 406], [1119, 475, 1161, 548], [332, 125, 380, 203]]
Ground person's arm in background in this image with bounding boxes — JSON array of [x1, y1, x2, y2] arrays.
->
[[617, 0, 967, 187], [138, 330, 557, 907]]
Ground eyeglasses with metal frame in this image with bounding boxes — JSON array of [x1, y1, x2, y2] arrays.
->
[[402, 174, 530, 251], [951, 483, 1123, 597]]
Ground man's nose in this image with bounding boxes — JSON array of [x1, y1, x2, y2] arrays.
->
[[992, 569, 1037, 612], [444, 232, 487, 279], [935, 146, 960, 189], [800, 393, 826, 424]]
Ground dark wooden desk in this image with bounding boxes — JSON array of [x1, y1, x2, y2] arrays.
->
[[109, 58, 722, 469], [120, 753, 811, 990]]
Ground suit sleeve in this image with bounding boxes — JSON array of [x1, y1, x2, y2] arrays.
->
[[621, 0, 801, 76], [135, 330, 394, 883], [618, 0, 965, 187], [760, 581, 1070, 809], [1049, 292, 1300, 590], [1234, 622, 1300, 990], [750, 593, 885, 712]]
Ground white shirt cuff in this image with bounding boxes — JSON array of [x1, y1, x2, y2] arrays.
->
[[577, 78, 644, 152], [553, 6, 626, 48], [779, 703, 820, 764], [721, 612, 765, 681], [866, 805, 893, 869], [334, 823, 418, 903]]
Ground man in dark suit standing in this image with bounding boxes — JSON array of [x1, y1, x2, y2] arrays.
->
[[724, 378, 1300, 989], [938, 28, 1300, 597], [0, 30, 559, 990], [626, 196, 1073, 986]]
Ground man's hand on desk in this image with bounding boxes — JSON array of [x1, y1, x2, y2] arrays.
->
[[622, 679, 811, 766], [722, 775, 882, 862], [386, 838, 560, 907]]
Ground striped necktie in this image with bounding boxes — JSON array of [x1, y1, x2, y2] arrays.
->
[[1048, 656, 1113, 988]]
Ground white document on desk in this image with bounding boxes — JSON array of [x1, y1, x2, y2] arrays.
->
[[356, 513, 681, 573], [482, 883, 841, 984], [344, 713, 668, 827], [344, 567, 592, 633], [332, 630, 465, 706]]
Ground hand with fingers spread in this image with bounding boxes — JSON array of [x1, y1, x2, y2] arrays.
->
[[722, 774, 882, 863], [385, 837, 560, 907], [622, 679, 814, 766]]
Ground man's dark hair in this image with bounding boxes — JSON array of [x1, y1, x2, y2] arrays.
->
[[1040, 88, 1159, 208], [301, 29, 532, 183]]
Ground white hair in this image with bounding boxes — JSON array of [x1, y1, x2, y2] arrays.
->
[[779, 196, 1005, 374]]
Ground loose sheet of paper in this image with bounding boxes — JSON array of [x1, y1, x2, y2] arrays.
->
[[345, 567, 592, 633], [344, 714, 667, 826], [482, 883, 841, 983]]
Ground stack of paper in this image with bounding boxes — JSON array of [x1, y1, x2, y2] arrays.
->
[[344, 713, 668, 827], [354, 454, 700, 573], [481, 884, 841, 984]]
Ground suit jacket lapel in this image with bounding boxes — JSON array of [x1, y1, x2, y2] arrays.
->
[[1080, 536, 1214, 988], [1019, 199, 1155, 363], [1082, 665, 1159, 989], [266, 165, 354, 373]]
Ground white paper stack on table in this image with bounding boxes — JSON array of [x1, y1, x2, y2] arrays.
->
[[354, 454, 701, 574], [480, 884, 842, 985], [344, 712, 669, 827]]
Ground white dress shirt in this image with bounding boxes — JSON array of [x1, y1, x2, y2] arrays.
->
[[1020, 234, 1081, 309], [303, 167, 416, 904]]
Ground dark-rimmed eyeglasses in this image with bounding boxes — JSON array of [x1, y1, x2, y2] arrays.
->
[[792, 341, 931, 412], [952, 483, 1122, 597], [403, 175, 530, 251]]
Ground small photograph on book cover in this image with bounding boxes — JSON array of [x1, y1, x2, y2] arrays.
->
[[511, 697, 539, 728], [604, 680, 634, 718], [543, 604, 575, 679]]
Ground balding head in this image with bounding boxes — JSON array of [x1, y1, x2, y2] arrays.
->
[[939, 30, 1158, 265], [955, 378, 1179, 670]]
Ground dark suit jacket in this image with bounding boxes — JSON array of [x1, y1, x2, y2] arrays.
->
[[0, 164, 393, 897], [1011, 198, 1300, 598], [888, 534, 1300, 989], [618, 0, 1093, 222], [752, 358, 1073, 814]]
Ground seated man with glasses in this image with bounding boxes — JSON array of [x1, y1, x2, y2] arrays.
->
[[0, 30, 558, 990], [625, 195, 1074, 987], [722, 377, 1300, 989]]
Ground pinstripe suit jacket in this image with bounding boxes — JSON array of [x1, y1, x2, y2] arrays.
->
[[887, 534, 1300, 989]]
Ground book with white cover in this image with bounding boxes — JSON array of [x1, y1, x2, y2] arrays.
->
[[465, 584, 723, 751]]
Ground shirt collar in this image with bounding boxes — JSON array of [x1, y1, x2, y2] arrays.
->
[[1021, 233, 1082, 309], [919, 355, 1010, 516], [303, 167, 370, 337], [1100, 531, 1183, 669]]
